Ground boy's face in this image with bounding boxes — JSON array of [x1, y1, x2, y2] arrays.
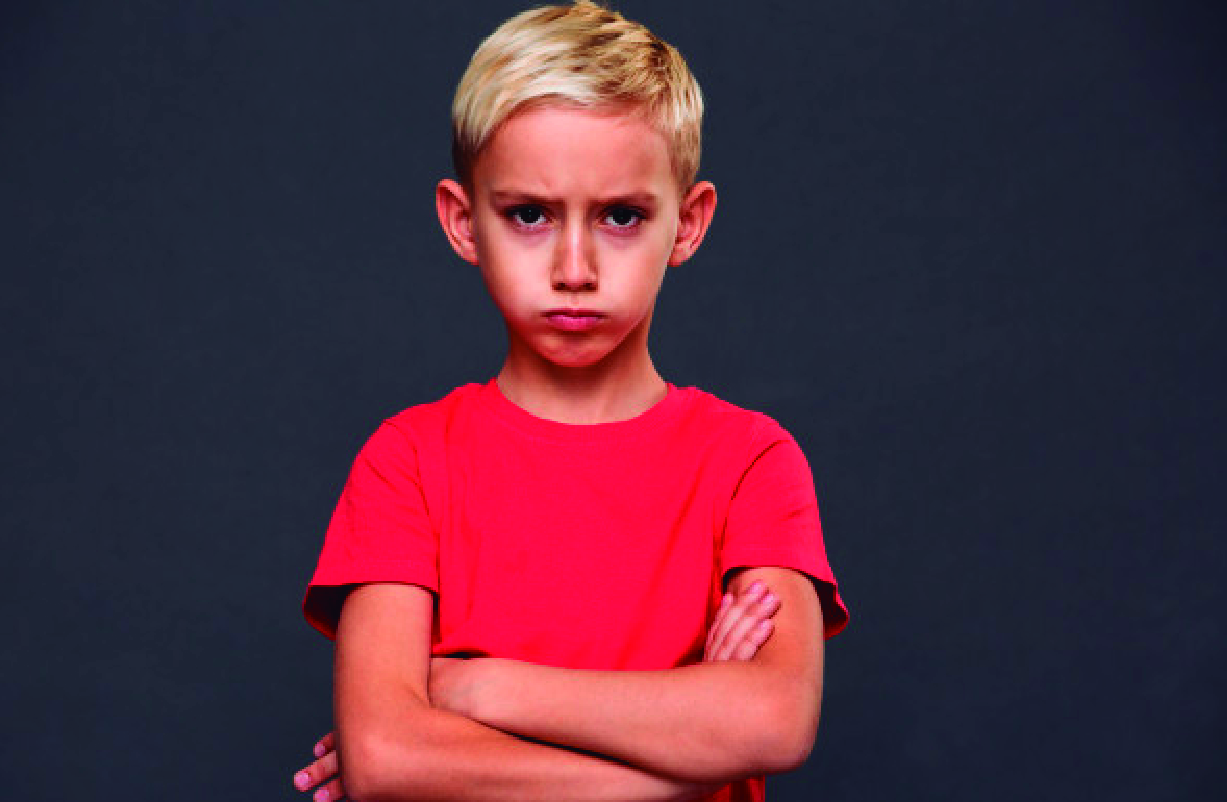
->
[[437, 105, 715, 372]]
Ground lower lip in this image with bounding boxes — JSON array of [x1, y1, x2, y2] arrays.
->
[[545, 314, 604, 332]]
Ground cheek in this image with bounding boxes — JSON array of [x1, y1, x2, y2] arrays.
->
[[604, 224, 673, 263], [608, 262, 668, 309], [481, 262, 544, 325]]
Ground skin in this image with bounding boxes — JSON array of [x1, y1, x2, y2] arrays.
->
[[436, 104, 717, 424], [292, 105, 821, 800], [424, 567, 820, 784], [294, 583, 780, 800]]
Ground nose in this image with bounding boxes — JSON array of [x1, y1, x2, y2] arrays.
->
[[551, 218, 597, 293]]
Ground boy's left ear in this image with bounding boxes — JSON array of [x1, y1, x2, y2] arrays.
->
[[669, 181, 717, 267]]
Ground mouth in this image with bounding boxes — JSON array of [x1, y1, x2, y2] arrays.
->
[[544, 308, 604, 318], [543, 308, 605, 331]]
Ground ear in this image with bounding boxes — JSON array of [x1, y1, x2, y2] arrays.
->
[[436, 178, 479, 265], [668, 180, 717, 267]]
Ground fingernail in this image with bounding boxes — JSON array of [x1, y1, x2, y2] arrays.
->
[[314, 742, 325, 758], [294, 772, 309, 790], [315, 789, 330, 802]]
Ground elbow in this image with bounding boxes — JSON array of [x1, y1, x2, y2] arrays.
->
[[337, 731, 390, 802], [750, 691, 820, 775], [339, 728, 428, 802]]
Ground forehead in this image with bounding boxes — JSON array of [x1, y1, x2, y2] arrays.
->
[[473, 105, 677, 198]]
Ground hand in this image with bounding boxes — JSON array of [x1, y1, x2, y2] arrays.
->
[[293, 593, 777, 801], [292, 731, 345, 802], [703, 580, 780, 661]]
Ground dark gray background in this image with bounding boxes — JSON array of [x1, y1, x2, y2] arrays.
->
[[3, 1, 1223, 800]]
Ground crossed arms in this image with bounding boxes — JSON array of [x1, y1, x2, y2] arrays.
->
[[298, 566, 825, 802]]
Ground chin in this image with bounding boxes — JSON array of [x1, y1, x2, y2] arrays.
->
[[536, 340, 619, 369], [542, 350, 609, 369]]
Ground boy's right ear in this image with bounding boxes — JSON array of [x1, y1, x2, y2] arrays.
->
[[436, 179, 479, 265]]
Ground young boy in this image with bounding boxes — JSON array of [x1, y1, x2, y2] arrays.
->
[[292, 2, 847, 800]]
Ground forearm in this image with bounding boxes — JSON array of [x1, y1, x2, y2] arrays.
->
[[468, 659, 809, 784], [349, 702, 723, 802]]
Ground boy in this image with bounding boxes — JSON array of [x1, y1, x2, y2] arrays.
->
[[293, 2, 847, 800]]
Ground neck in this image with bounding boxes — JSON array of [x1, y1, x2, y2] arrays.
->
[[496, 343, 668, 425]]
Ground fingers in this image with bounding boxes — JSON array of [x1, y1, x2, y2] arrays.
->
[[312, 777, 345, 802], [314, 730, 336, 759], [705, 589, 747, 660], [733, 618, 774, 660], [704, 592, 732, 656], [716, 584, 779, 661], [705, 581, 781, 661], [717, 583, 780, 661], [293, 748, 342, 799], [706, 581, 766, 659]]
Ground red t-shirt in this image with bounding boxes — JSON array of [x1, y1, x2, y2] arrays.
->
[[304, 379, 849, 801]]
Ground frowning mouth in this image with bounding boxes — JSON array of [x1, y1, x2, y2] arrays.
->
[[543, 309, 605, 331], [544, 308, 604, 318]]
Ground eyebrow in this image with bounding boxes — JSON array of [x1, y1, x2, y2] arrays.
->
[[490, 190, 660, 208]]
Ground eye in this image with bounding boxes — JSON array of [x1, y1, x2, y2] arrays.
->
[[603, 205, 644, 229], [506, 205, 548, 229]]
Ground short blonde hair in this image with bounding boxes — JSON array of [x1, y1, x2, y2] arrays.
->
[[451, 1, 704, 190]]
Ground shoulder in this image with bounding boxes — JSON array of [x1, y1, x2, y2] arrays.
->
[[383, 381, 485, 431], [678, 386, 801, 457], [360, 382, 483, 441], [345, 382, 487, 466]]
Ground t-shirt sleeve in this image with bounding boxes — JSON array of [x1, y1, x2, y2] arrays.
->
[[302, 420, 438, 640], [721, 416, 849, 638]]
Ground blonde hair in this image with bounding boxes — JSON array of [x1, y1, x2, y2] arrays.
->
[[451, 1, 704, 190]]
